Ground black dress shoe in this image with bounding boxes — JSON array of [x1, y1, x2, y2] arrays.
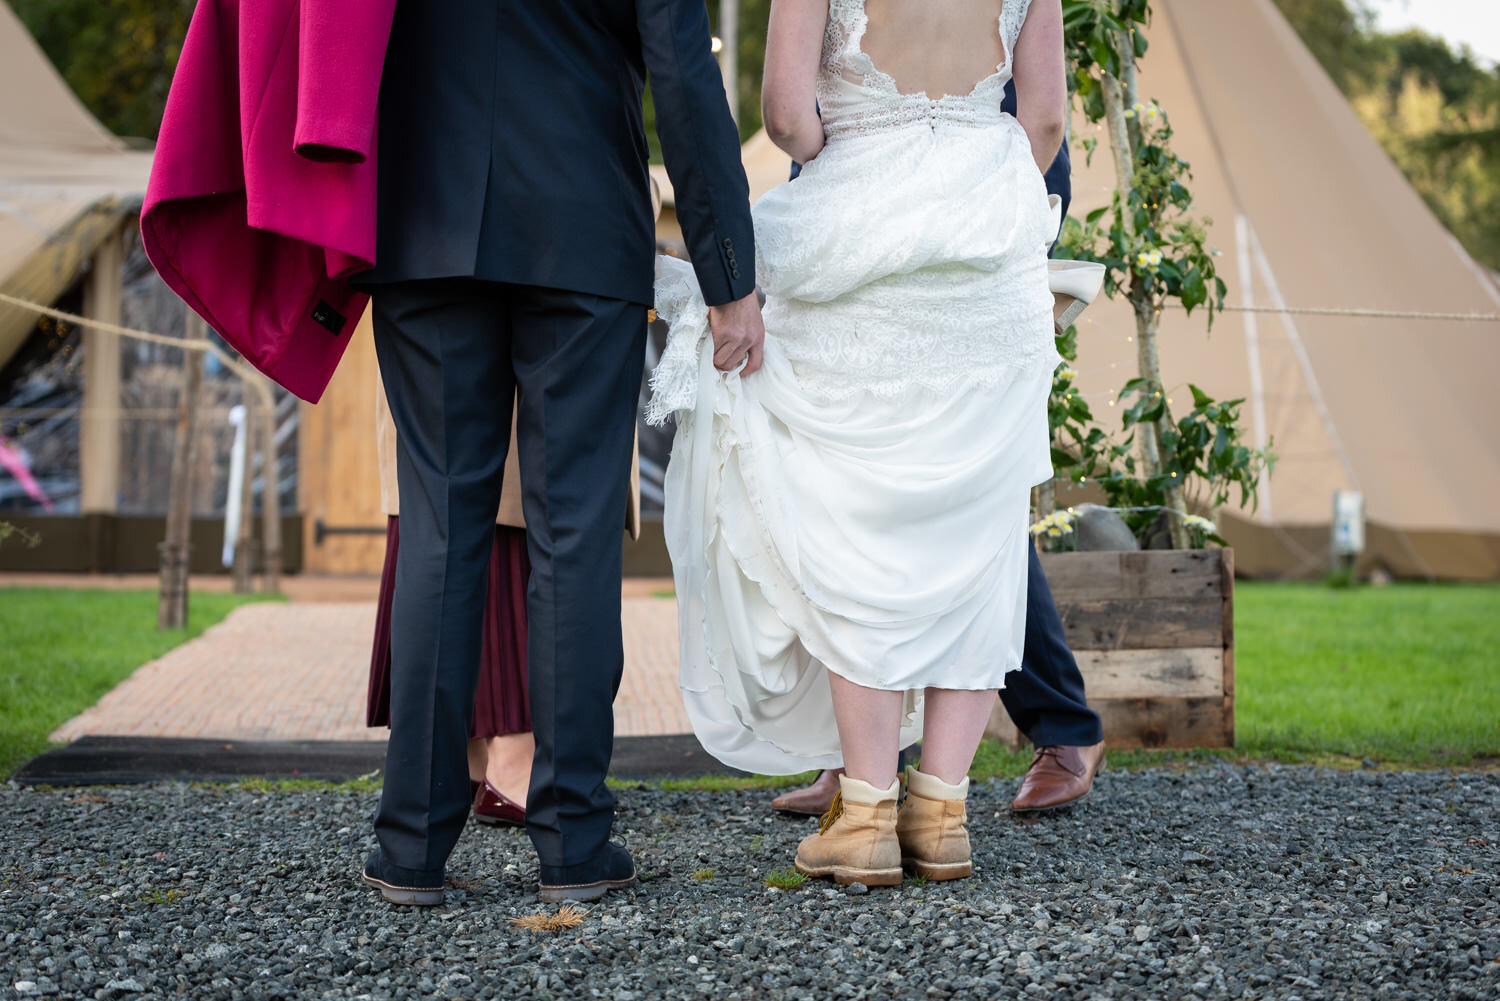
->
[[538, 842, 636, 903], [360, 849, 444, 906]]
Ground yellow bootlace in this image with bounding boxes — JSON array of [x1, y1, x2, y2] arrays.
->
[[817, 791, 844, 835]]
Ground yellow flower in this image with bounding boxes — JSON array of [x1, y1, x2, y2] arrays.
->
[[1031, 510, 1076, 538], [1056, 366, 1078, 383]]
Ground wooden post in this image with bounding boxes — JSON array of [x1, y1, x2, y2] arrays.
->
[[158, 310, 206, 630], [720, 0, 740, 126], [257, 378, 283, 592], [231, 395, 257, 593], [80, 226, 125, 513]]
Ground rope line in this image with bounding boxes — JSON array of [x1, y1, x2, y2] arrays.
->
[[1166, 302, 1499, 322], [0, 291, 276, 408]]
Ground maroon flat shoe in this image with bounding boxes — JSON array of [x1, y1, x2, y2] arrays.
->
[[473, 779, 526, 827]]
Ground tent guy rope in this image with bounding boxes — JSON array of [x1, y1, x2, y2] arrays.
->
[[0, 290, 276, 409], [1163, 302, 1500, 322]]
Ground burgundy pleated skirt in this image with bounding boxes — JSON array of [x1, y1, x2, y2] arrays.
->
[[366, 515, 533, 737]]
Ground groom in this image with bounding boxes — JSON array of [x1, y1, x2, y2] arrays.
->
[[358, 0, 762, 905], [774, 78, 1106, 816]]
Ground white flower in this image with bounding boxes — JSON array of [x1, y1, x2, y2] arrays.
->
[[1029, 509, 1076, 538], [1055, 366, 1078, 383], [1183, 514, 1216, 534]]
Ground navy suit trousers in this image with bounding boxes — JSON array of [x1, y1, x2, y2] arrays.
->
[[1003, 545, 1103, 746], [372, 279, 645, 873]]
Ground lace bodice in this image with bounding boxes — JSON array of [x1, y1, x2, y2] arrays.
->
[[818, 0, 1033, 139]]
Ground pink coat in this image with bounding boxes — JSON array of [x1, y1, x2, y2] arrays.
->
[[141, 0, 396, 403]]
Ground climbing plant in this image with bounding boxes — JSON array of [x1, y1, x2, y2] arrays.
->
[[1045, 0, 1273, 550]]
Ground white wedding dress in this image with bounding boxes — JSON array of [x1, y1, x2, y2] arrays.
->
[[650, 0, 1059, 774]]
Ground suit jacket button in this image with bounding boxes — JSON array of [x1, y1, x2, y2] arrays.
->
[[723, 237, 733, 248], [731, 268, 741, 279]]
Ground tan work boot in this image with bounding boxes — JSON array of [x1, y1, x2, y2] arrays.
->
[[793, 775, 902, 887], [895, 767, 973, 881]]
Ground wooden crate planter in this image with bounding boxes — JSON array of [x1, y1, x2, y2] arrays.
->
[[986, 548, 1235, 749]]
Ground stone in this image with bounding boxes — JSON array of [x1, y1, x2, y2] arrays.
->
[[1072, 504, 1141, 552]]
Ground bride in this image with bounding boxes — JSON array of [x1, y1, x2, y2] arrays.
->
[[650, 0, 1067, 886]]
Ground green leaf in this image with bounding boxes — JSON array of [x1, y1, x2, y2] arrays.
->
[[1088, 36, 1116, 76], [1180, 267, 1208, 311], [1189, 384, 1214, 409]]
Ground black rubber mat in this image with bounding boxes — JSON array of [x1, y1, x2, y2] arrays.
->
[[12, 734, 744, 786]]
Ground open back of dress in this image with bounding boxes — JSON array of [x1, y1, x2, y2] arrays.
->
[[853, 0, 1012, 99]]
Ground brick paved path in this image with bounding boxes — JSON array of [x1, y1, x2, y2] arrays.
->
[[48, 580, 690, 742]]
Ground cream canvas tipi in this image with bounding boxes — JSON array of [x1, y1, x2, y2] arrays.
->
[[1063, 0, 1500, 579]]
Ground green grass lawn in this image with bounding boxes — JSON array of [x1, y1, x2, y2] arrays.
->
[[2, 580, 1496, 787], [1232, 581, 1499, 764], [643, 580, 1500, 790], [0, 588, 278, 778]]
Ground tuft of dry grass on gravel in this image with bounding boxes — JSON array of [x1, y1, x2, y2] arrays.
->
[[510, 905, 587, 933]]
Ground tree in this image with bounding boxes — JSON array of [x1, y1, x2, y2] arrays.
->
[[12, 0, 194, 142], [1272, 0, 1500, 271], [1049, 0, 1271, 550]]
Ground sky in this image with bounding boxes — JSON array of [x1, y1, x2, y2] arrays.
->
[[1365, 0, 1500, 65]]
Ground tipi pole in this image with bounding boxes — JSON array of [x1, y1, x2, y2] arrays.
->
[[258, 377, 283, 593], [231, 395, 257, 593]]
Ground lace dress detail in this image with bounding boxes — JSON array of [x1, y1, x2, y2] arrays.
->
[[651, 0, 1058, 775], [816, 0, 1032, 138]]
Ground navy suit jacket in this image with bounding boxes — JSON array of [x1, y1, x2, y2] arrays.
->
[[361, 0, 755, 308]]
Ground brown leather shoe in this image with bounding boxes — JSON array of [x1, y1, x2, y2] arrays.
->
[[1010, 741, 1106, 813], [771, 768, 844, 816]]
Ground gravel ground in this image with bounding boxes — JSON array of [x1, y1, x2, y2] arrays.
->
[[2, 763, 1496, 1001]]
